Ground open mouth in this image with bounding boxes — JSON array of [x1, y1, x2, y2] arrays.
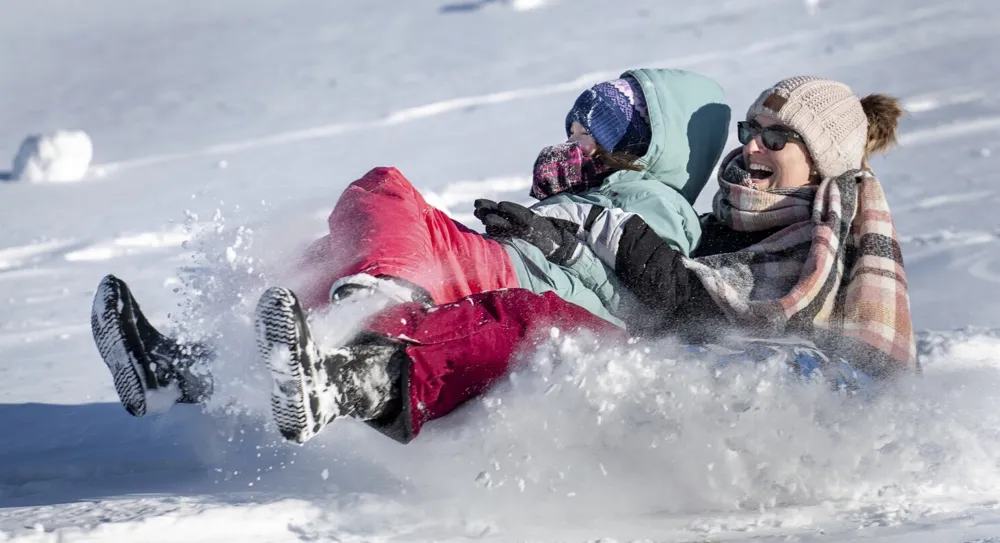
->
[[748, 162, 774, 182]]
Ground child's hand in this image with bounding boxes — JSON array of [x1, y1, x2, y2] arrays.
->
[[473, 200, 582, 266]]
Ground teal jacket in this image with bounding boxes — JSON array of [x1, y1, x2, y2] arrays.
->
[[501, 68, 731, 326]]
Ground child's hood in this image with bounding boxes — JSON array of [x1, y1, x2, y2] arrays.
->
[[618, 68, 731, 204]]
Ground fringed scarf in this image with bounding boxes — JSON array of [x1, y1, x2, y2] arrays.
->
[[684, 149, 917, 376]]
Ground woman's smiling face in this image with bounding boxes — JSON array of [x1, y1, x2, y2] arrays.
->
[[741, 115, 817, 190]]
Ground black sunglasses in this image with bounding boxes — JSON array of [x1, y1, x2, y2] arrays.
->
[[737, 120, 805, 151]]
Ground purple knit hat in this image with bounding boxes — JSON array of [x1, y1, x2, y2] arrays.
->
[[565, 77, 651, 156]]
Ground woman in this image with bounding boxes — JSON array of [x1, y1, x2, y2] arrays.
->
[[528, 75, 917, 379], [245, 75, 915, 446], [90, 69, 730, 422]]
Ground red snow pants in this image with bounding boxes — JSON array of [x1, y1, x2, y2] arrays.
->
[[295, 167, 520, 309], [293, 167, 622, 442], [362, 289, 625, 441]]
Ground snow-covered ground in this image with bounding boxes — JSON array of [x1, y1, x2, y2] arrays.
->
[[3, 0, 1000, 540]]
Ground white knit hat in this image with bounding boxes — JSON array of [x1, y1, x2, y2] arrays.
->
[[746, 76, 868, 180]]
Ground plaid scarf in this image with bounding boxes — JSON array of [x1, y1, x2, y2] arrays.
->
[[530, 142, 614, 200], [684, 149, 917, 376]]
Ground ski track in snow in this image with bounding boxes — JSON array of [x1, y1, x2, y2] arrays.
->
[[305, 174, 531, 247], [897, 89, 1000, 147], [82, 2, 966, 179], [0, 228, 195, 275], [62, 228, 191, 263], [0, 240, 81, 272], [310, 175, 532, 226], [903, 91, 988, 114], [901, 229, 997, 252], [0, 323, 91, 349], [900, 191, 996, 212], [422, 175, 533, 223], [900, 115, 1000, 147], [900, 229, 1000, 288], [422, 175, 532, 209], [901, 229, 998, 269]]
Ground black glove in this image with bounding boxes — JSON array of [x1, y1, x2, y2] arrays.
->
[[473, 199, 581, 266], [615, 215, 691, 314]]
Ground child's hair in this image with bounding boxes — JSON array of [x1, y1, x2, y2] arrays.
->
[[595, 147, 645, 172], [860, 94, 905, 169]]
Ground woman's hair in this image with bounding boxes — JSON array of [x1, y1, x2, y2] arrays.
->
[[595, 147, 645, 172], [860, 94, 905, 168]]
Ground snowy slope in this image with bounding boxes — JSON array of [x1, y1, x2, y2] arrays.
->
[[4, 0, 1000, 540]]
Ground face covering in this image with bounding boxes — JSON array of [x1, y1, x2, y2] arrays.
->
[[530, 141, 615, 200]]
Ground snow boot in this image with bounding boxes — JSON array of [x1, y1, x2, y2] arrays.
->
[[255, 286, 404, 444], [90, 274, 213, 417]]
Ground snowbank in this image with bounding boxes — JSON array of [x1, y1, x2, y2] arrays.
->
[[11, 131, 93, 183]]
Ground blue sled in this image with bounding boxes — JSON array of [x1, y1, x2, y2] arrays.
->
[[680, 339, 879, 396]]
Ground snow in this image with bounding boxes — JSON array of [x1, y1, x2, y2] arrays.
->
[[144, 383, 182, 415], [10, 131, 93, 183], [4, 0, 1000, 540], [506, 0, 551, 11]]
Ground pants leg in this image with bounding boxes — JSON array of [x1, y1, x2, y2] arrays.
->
[[293, 167, 519, 309], [362, 289, 626, 441]]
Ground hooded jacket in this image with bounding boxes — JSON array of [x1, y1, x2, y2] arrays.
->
[[501, 68, 731, 325]]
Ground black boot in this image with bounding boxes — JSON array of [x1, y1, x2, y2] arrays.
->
[[90, 275, 213, 417], [254, 286, 405, 444]]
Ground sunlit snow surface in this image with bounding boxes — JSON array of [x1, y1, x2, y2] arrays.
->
[[3, 0, 1000, 540]]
